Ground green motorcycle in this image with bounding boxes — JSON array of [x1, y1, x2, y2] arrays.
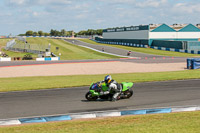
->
[[85, 82, 134, 101]]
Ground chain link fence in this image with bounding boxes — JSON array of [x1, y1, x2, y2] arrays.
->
[[5, 37, 49, 54]]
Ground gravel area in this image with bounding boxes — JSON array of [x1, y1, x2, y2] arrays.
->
[[0, 61, 186, 78]]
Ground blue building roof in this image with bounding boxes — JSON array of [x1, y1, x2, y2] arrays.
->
[[151, 24, 176, 32], [178, 24, 200, 32]]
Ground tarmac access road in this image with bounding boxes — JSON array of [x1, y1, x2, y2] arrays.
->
[[0, 79, 200, 119]]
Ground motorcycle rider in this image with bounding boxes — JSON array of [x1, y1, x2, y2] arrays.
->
[[100, 75, 122, 101]]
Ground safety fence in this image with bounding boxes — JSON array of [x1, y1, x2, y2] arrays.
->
[[5, 39, 16, 50], [5, 39, 48, 54]]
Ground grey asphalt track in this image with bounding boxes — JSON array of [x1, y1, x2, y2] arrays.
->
[[65, 39, 164, 58], [1, 79, 200, 119]]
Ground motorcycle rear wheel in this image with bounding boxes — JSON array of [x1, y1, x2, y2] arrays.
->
[[124, 89, 133, 99], [85, 92, 98, 101]]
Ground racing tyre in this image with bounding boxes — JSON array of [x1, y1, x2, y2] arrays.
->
[[124, 89, 133, 99], [85, 92, 98, 101]]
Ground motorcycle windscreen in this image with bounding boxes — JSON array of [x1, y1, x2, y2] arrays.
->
[[91, 83, 101, 91]]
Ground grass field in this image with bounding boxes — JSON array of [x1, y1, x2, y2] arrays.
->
[[1, 38, 120, 59], [0, 70, 200, 92], [80, 39, 200, 57], [0, 111, 200, 133], [0, 38, 10, 48], [26, 38, 120, 60]]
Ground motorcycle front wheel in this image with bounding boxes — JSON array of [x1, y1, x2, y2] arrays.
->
[[85, 92, 98, 101]]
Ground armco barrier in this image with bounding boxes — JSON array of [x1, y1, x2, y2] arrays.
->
[[1, 105, 200, 126], [187, 58, 200, 69]]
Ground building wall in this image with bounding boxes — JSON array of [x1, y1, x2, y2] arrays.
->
[[149, 32, 200, 46], [149, 32, 200, 40], [177, 32, 200, 39], [149, 32, 177, 39], [103, 30, 149, 40]]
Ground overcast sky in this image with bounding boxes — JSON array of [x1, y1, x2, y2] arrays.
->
[[0, 0, 200, 35]]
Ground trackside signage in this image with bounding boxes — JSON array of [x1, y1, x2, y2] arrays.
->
[[104, 25, 149, 32]]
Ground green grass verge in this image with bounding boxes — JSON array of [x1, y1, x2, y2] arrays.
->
[[0, 111, 200, 133], [80, 39, 200, 57], [0, 70, 200, 92]]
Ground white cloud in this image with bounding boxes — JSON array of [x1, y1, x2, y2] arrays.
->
[[75, 14, 88, 19], [96, 19, 105, 24], [136, 0, 167, 8], [35, 0, 72, 5], [7, 0, 29, 6], [172, 2, 200, 14], [33, 12, 39, 16]]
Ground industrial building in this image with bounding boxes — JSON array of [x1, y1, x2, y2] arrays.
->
[[96, 24, 200, 51]]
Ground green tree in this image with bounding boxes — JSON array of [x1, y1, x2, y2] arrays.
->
[[38, 31, 44, 36], [55, 30, 61, 36], [77, 30, 87, 35], [67, 31, 73, 36], [33, 32, 39, 36], [61, 29, 67, 36], [50, 29, 56, 36], [26, 30, 33, 36], [18, 34, 26, 36], [96, 29, 103, 35], [44, 33, 50, 36], [50, 29, 61, 36]]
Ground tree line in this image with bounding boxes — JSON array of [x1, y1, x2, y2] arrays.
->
[[19, 29, 103, 36]]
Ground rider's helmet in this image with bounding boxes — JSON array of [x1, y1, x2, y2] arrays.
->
[[104, 75, 112, 84]]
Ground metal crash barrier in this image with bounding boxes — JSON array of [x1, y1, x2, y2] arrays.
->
[[187, 58, 200, 69]]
